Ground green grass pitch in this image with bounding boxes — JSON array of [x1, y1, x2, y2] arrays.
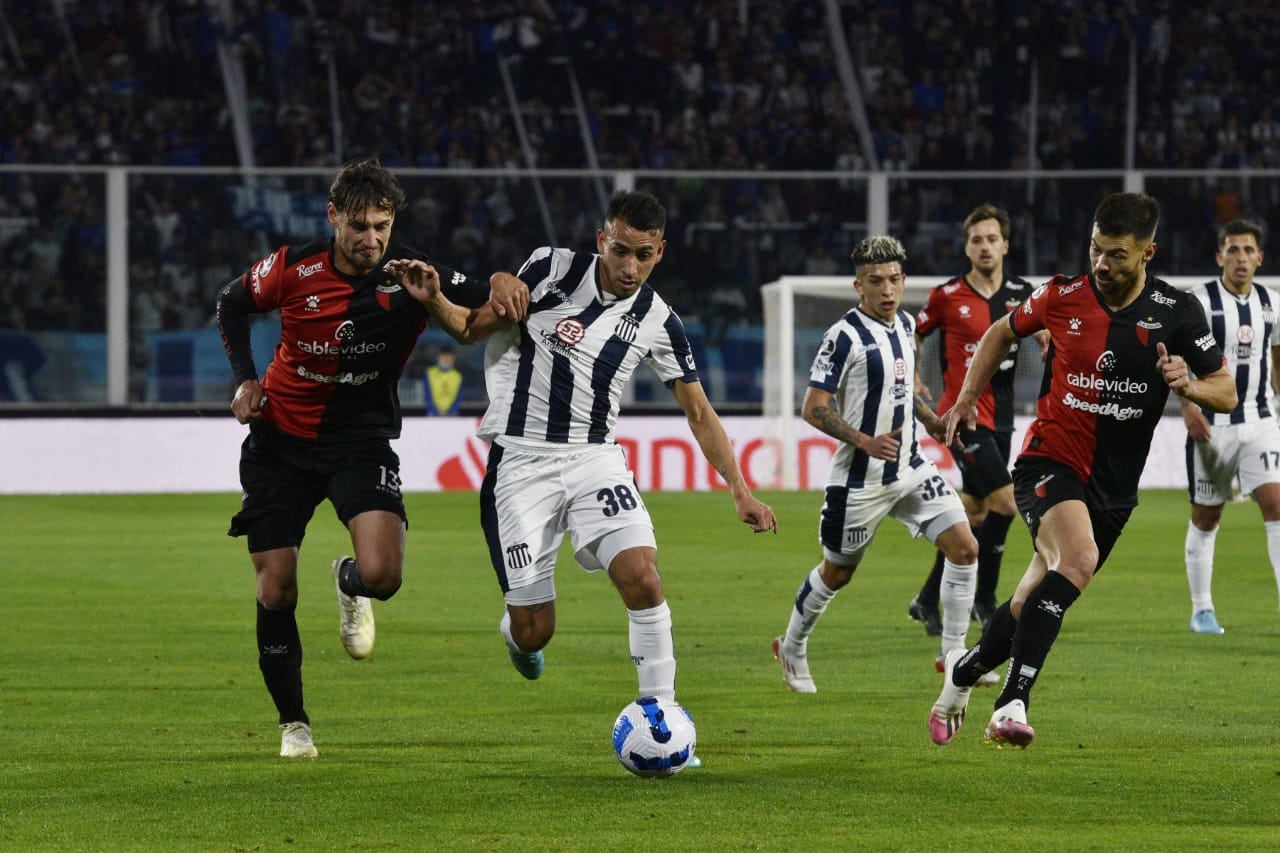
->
[[2, 489, 1278, 851]]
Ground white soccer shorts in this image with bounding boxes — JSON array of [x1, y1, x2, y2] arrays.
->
[[484, 440, 656, 605], [820, 460, 969, 566], [1188, 419, 1280, 506]]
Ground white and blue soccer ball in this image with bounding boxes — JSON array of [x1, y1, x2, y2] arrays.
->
[[612, 695, 697, 777]]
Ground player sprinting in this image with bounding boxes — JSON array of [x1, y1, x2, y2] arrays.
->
[[929, 192, 1235, 748], [216, 157, 526, 758], [394, 189, 776, 708], [770, 235, 979, 703], [1182, 219, 1280, 634]]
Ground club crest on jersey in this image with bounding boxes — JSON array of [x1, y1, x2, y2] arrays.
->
[[555, 318, 586, 345], [1135, 317, 1162, 346], [614, 314, 639, 343], [894, 357, 906, 381]]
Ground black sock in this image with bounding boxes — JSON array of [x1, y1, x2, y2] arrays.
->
[[975, 511, 1014, 605], [995, 572, 1081, 709], [916, 551, 945, 608], [257, 601, 307, 726], [338, 557, 401, 601], [953, 600, 1017, 687]]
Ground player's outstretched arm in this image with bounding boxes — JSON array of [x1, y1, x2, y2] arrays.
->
[[671, 379, 777, 533], [942, 315, 1018, 444], [390, 258, 509, 343]]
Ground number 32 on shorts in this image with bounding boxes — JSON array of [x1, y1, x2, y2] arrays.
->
[[918, 475, 953, 501], [596, 485, 640, 517]]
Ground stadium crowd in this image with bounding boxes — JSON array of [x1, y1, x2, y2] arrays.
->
[[1, 1, 1278, 388]]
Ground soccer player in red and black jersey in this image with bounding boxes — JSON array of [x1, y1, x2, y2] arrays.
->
[[216, 157, 527, 758], [910, 205, 1041, 652], [928, 192, 1236, 748]]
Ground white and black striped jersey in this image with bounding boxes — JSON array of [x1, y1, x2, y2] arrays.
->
[[478, 247, 699, 446], [809, 305, 925, 488], [1189, 278, 1280, 425]]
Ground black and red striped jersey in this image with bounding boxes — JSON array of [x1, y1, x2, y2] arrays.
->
[[915, 273, 1034, 431], [1010, 273, 1224, 505], [217, 239, 488, 441]]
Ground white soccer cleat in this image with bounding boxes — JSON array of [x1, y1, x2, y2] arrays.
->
[[984, 699, 1035, 748], [772, 636, 817, 693], [976, 668, 1002, 687], [929, 648, 972, 745], [333, 557, 375, 659], [279, 721, 317, 758]]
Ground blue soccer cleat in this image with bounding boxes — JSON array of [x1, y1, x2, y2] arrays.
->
[[1189, 609, 1225, 634], [508, 648, 544, 680]]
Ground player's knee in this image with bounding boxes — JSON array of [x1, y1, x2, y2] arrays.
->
[[946, 536, 979, 566], [510, 611, 554, 651], [360, 565, 403, 600], [619, 569, 664, 610]]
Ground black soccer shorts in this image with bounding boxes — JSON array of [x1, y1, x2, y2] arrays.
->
[[1011, 456, 1133, 573], [228, 424, 407, 553]]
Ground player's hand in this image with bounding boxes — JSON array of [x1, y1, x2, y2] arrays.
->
[[735, 494, 778, 534], [1157, 341, 1192, 395], [489, 272, 528, 321], [861, 427, 902, 461], [231, 379, 266, 424], [389, 259, 441, 303], [941, 396, 978, 446]]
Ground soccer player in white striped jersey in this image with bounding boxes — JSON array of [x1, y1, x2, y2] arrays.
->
[[392, 190, 777, 706], [1182, 219, 1280, 634], [768, 236, 979, 730]]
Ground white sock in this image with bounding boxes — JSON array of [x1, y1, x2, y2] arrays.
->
[[1185, 522, 1217, 613], [783, 565, 836, 652], [1265, 520, 1280, 606], [499, 609, 524, 653], [939, 558, 977, 652], [629, 602, 676, 701]]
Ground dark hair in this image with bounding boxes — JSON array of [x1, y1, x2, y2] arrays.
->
[[850, 235, 907, 269], [1218, 219, 1265, 250], [606, 190, 666, 233], [328, 157, 406, 219], [962, 203, 1011, 241], [1093, 192, 1160, 242]]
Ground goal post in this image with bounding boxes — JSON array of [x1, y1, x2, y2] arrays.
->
[[760, 274, 1207, 489]]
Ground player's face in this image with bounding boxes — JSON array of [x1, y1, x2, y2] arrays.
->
[[329, 202, 395, 276], [1088, 226, 1155, 300], [597, 218, 665, 298], [964, 218, 1008, 276], [854, 261, 905, 323], [1216, 233, 1263, 292]]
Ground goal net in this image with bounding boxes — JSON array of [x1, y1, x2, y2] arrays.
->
[[761, 274, 1207, 489]]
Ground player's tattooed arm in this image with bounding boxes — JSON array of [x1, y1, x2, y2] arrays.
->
[[807, 400, 863, 451]]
